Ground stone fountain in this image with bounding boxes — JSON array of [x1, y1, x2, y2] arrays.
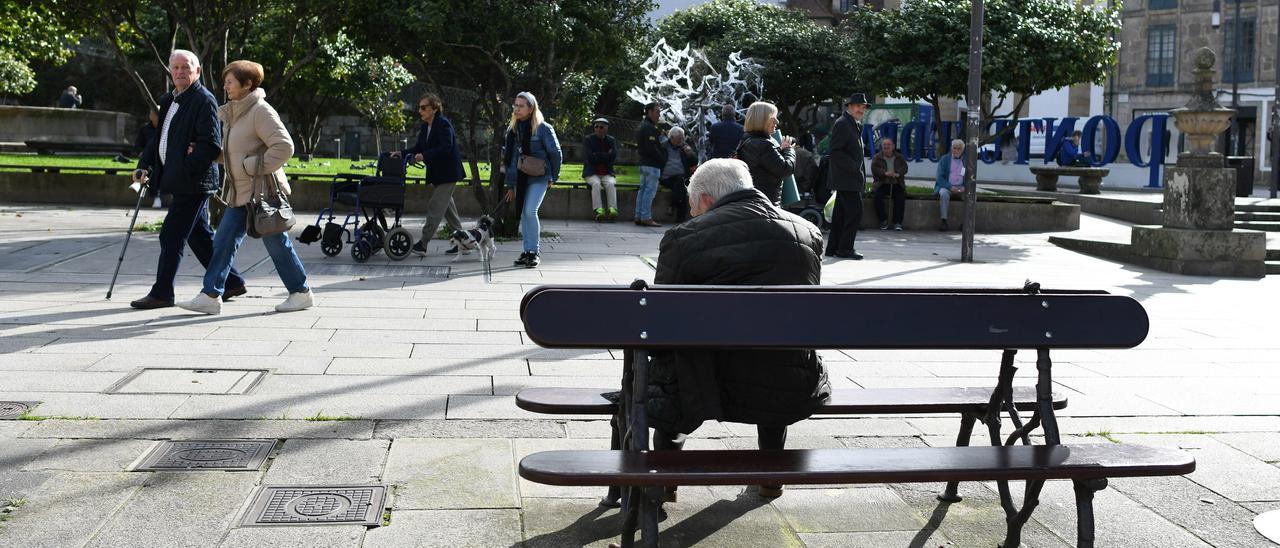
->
[[1052, 47, 1267, 277]]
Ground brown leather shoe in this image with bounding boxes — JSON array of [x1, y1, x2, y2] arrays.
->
[[637, 219, 661, 227], [129, 296, 174, 309], [222, 286, 248, 302]]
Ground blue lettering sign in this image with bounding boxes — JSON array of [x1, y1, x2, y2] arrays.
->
[[1041, 117, 1080, 165], [1123, 114, 1170, 188], [1081, 115, 1121, 166]]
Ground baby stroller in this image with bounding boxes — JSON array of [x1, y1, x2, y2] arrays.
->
[[297, 152, 414, 262]]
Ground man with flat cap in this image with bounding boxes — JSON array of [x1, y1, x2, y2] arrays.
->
[[582, 117, 619, 222], [825, 93, 870, 260]]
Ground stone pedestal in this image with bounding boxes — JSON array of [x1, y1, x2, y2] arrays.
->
[[1130, 225, 1267, 277], [1161, 164, 1236, 230]]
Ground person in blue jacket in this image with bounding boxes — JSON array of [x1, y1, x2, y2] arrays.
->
[[502, 92, 561, 268], [392, 93, 467, 255], [1057, 130, 1091, 167], [934, 139, 967, 231]]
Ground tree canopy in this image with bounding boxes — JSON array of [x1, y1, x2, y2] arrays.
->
[[658, 0, 859, 133], [844, 0, 1121, 128], [0, 0, 81, 96]]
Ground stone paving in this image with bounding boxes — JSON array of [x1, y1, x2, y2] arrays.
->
[[0, 202, 1278, 547]]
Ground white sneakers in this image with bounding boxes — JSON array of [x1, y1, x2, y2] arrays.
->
[[177, 292, 222, 315], [275, 290, 315, 313], [177, 289, 314, 314]]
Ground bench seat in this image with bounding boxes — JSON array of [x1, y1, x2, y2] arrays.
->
[[1028, 166, 1110, 194], [516, 386, 1065, 416], [520, 444, 1195, 487]]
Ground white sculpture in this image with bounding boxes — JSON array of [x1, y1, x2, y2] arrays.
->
[[627, 39, 764, 160]]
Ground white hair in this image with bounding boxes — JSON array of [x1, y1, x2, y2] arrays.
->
[[169, 49, 200, 69], [668, 126, 685, 140], [688, 159, 753, 202], [951, 138, 965, 148]]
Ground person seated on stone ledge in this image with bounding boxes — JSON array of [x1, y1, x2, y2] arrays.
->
[[871, 136, 909, 231], [645, 158, 831, 502], [934, 139, 967, 231]]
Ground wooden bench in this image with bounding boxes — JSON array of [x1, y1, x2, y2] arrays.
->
[[24, 139, 134, 156], [516, 283, 1195, 548], [1029, 166, 1110, 194]]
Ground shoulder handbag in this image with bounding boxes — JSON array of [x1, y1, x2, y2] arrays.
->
[[516, 127, 547, 176], [245, 151, 295, 238]]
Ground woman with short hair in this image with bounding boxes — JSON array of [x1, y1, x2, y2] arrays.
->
[[734, 101, 795, 205], [178, 59, 314, 314], [502, 92, 561, 268], [934, 139, 967, 231], [391, 92, 466, 255]]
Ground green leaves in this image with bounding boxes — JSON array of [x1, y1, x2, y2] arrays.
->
[[0, 0, 81, 96]]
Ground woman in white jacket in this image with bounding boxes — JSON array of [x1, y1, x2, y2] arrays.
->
[[178, 60, 314, 314]]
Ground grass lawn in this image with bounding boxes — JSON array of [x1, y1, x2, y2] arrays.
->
[[0, 153, 643, 185]]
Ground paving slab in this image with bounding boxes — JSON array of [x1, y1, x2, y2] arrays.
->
[[373, 419, 565, 439], [254, 374, 491, 396], [798, 530, 952, 547], [0, 352, 105, 371], [0, 438, 56, 469], [19, 418, 374, 440], [218, 526, 365, 548], [263, 439, 390, 484], [0, 470, 53, 500], [1028, 479, 1214, 547], [383, 438, 519, 510], [85, 472, 260, 548], [21, 438, 156, 472], [1212, 432, 1280, 463], [1107, 474, 1274, 548], [168, 393, 447, 420], [0, 472, 146, 548], [88, 354, 332, 375], [771, 487, 924, 533], [7, 392, 190, 418], [363, 509, 523, 547], [326, 357, 529, 376], [1116, 433, 1280, 502]]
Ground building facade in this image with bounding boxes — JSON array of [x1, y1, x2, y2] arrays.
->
[[1113, 0, 1278, 177]]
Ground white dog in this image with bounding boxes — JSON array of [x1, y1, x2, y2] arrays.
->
[[448, 215, 496, 263]]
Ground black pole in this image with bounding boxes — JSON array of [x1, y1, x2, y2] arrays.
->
[[1272, 8, 1279, 198], [1230, 0, 1242, 156], [961, 0, 984, 263]]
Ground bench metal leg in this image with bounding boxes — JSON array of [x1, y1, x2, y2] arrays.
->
[[1073, 478, 1107, 548], [985, 350, 1019, 514], [601, 414, 622, 508], [1001, 479, 1045, 548], [938, 412, 979, 502]]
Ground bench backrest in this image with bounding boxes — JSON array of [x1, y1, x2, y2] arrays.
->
[[520, 285, 1148, 350]]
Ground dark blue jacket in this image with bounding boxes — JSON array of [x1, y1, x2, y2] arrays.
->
[[503, 121, 562, 188], [708, 119, 745, 159], [402, 114, 466, 185], [1057, 140, 1085, 166], [581, 134, 617, 178], [137, 81, 222, 196]]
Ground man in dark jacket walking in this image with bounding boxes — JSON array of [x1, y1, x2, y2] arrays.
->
[[707, 104, 744, 159], [129, 50, 245, 309], [649, 158, 830, 499], [825, 93, 871, 260], [634, 102, 665, 227]]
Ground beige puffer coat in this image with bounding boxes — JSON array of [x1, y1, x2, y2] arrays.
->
[[217, 88, 293, 207]]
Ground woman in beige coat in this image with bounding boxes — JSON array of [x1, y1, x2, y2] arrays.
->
[[178, 60, 314, 315]]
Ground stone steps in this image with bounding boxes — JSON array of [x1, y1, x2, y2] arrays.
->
[[1268, 261, 1280, 275], [1235, 221, 1280, 232], [1236, 203, 1280, 213], [1268, 249, 1280, 261], [1234, 211, 1280, 221]]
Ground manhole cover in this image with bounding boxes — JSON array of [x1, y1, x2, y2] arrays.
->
[[0, 401, 34, 419], [132, 440, 276, 471], [304, 264, 450, 278], [243, 485, 387, 527], [104, 368, 269, 395]]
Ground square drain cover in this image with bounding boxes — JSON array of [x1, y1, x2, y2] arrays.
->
[[105, 368, 269, 395], [243, 485, 387, 527], [132, 440, 276, 471], [0, 401, 37, 419]]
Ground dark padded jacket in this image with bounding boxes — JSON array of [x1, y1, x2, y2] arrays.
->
[[647, 188, 830, 434], [581, 134, 617, 178], [136, 81, 222, 196], [637, 118, 665, 168], [735, 131, 795, 205]]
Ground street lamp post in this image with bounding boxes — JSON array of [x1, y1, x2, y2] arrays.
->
[[1230, 0, 1242, 156], [961, 0, 983, 263], [1272, 10, 1279, 198]]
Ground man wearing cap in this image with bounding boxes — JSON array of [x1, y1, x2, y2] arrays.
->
[[825, 93, 870, 260], [582, 118, 619, 222]]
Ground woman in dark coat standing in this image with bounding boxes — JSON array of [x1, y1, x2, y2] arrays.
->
[[734, 101, 796, 205]]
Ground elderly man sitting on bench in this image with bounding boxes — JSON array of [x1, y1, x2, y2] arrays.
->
[[647, 158, 831, 499]]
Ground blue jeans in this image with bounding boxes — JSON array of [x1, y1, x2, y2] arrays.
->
[[203, 205, 309, 296], [636, 166, 661, 221], [520, 182, 549, 253], [149, 194, 245, 301]]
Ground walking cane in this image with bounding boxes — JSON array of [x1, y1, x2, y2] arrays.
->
[[106, 173, 150, 300]]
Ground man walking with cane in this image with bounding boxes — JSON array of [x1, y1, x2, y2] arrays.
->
[[128, 49, 246, 309]]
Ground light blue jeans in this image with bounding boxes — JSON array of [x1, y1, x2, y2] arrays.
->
[[203, 205, 309, 296], [520, 181, 550, 253], [636, 166, 661, 221]]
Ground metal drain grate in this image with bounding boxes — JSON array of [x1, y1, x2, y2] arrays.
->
[[104, 368, 269, 395], [132, 440, 276, 471], [304, 264, 450, 278], [0, 401, 34, 419], [242, 485, 387, 527]]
